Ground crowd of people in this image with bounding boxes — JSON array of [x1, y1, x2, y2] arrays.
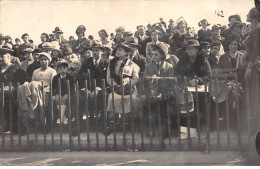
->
[[0, 7, 259, 138]]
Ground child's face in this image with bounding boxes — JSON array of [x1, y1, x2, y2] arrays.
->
[[211, 46, 220, 56], [151, 50, 163, 62], [229, 41, 238, 52], [84, 50, 92, 59], [201, 46, 211, 55], [115, 47, 127, 59], [151, 32, 158, 42], [58, 65, 68, 75]]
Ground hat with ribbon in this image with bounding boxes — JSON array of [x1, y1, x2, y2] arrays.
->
[[38, 52, 52, 61]]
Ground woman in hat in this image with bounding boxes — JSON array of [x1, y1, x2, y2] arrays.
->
[[38, 33, 50, 49], [198, 19, 211, 42], [113, 31, 125, 47], [175, 39, 212, 86], [0, 43, 21, 67], [99, 29, 113, 48], [31, 52, 57, 128], [41, 42, 53, 55], [106, 43, 140, 134], [206, 24, 224, 44], [72, 25, 87, 56], [146, 30, 161, 63], [222, 21, 243, 52], [0, 52, 28, 132]]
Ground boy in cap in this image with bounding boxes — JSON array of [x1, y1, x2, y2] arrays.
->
[[52, 59, 75, 124]]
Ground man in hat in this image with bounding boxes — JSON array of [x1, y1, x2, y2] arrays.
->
[[206, 24, 224, 44], [0, 33, 5, 48], [0, 43, 21, 67], [123, 31, 133, 43], [72, 25, 87, 55], [137, 25, 151, 57], [159, 18, 167, 29], [52, 26, 69, 46], [21, 48, 34, 71], [77, 40, 109, 90], [126, 37, 147, 77]]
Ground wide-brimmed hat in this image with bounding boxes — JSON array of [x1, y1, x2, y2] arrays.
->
[[112, 43, 132, 56], [198, 19, 210, 27], [76, 25, 86, 34], [169, 19, 174, 23], [153, 23, 166, 33], [22, 48, 34, 53], [103, 45, 112, 52], [212, 24, 222, 31], [51, 41, 61, 52], [56, 59, 69, 68], [126, 37, 140, 48], [185, 39, 200, 48], [42, 42, 53, 50], [91, 40, 105, 51], [38, 52, 52, 61], [21, 33, 29, 39], [228, 14, 241, 22], [61, 45, 73, 55], [151, 42, 169, 59], [53, 26, 63, 33], [0, 43, 14, 55], [33, 48, 41, 54], [210, 80, 228, 103], [200, 41, 210, 47]]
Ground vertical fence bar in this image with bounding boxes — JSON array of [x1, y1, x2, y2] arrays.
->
[[205, 80, 210, 153], [120, 76, 126, 150], [84, 80, 90, 152], [49, 82, 54, 151], [130, 80, 135, 151], [256, 75, 260, 131], [102, 80, 108, 151], [224, 76, 230, 148], [139, 79, 144, 150], [93, 80, 99, 151], [245, 74, 251, 150], [41, 82, 46, 151], [111, 80, 117, 151], [17, 83, 21, 151], [67, 80, 72, 151], [235, 74, 241, 149], [157, 100, 163, 148], [166, 94, 171, 146], [184, 77, 191, 149], [194, 76, 201, 148], [1, 83, 5, 152], [8, 82, 13, 150], [34, 107, 38, 150], [214, 78, 220, 149], [58, 78, 62, 151], [176, 79, 181, 150], [76, 81, 81, 151], [148, 94, 153, 149], [27, 82, 30, 152]]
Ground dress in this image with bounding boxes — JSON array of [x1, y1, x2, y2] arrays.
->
[[106, 58, 140, 114]]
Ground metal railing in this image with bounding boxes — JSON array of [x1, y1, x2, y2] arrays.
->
[[0, 70, 259, 152]]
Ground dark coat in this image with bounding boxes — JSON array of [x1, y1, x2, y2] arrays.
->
[[0, 64, 28, 86], [77, 57, 109, 90], [174, 52, 212, 85], [132, 53, 147, 77], [27, 61, 41, 81], [52, 73, 76, 96], [198, 28, 211, 42]]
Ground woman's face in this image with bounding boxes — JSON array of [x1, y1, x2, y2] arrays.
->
[[116, 47, 127, 59], [211, 46, 220, 56], [83, 50, 92, 59], [51, 50, 60, 58], [40, 35, 47, 43], [186, 46, 199, 57], [115, 32, 123, 40], [151, 32, 158, 42], [65, 54, 79, 63], [151, 50, 163, 62], [212, 28, 221, 37], [77, 32, 84, 39], [23, 36, 29, 43], [232, 25, 242, 35], [178, 21, 186, 30], [99, 31, 107, 40], [230, 18, 239, 25], [39, 56, 49, 68], [201, 22, 207, 28], [229, 41, 239, 52]]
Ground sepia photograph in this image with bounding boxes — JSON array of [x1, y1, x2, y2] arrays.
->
[[0, 0, 260, 166]]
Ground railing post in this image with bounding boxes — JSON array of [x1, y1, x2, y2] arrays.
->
[[8, 82, 13, 150], [84, 80, 90, 152]]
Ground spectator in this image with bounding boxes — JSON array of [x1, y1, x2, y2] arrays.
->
[[38, 33, 50, 48], [197, 19, 211, 42]]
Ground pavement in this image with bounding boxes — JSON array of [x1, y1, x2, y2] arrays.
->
[[0, 151, 256, 166]]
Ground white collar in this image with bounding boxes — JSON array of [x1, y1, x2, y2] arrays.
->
[[93, 58, 101, 65]]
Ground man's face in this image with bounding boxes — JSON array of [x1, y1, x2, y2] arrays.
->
[[201, 46, 211, 55], [23, 36, 29, 43], [152, 50, 163, 62], [41, 35, 47, 43], [65, 54, 79, 63], [229, 41, 239, 52], [99, 31, 107, 39], [138, 27, 145, 36], [77, 32, 84, 39], [230, 18, 239, 25], [25, 52, 33, 61], [55, 32, 62, 39], [0, 54, 10, 65], [212, 28, 221, 37], [92, 48, 103, 60], [186, 46, 199, 57]]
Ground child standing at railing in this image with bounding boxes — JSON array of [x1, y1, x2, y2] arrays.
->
[[52, 59, 75, 124]]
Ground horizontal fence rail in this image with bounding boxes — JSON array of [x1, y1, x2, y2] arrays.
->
[[0, 71, 259, 152]]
